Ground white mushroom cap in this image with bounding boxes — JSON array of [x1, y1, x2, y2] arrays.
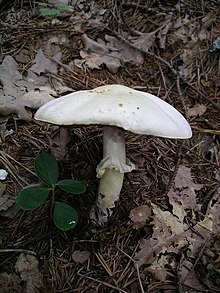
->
[[35, 84, 192, 139]]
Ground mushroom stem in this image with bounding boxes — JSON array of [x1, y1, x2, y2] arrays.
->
[[97, 126, 126, 210], [95, 126, 135, 224]]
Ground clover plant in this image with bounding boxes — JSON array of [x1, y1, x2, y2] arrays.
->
[[35, 1, 73, 17], [16, 152, 86, 231]]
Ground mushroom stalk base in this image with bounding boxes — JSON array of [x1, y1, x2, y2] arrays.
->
[[91, 126, 135, 225], [97, 168, 124, 211]]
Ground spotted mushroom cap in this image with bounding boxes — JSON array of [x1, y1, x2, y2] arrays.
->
[[35, 84, 192, 139]]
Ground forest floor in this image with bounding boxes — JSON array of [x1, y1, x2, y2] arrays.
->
[[0, 0, 220, 292]]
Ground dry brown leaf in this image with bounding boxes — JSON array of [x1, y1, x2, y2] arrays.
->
[[187, 104, 207, 117], [0, 123, 13, 141], [134, 203, 189, 267], [0, 55, 27, 97], [75, 34, 144, 73], [70, 2, 107, 33], [177, 13, 213, 78], [156, 10, 213, 78], [144, 254, 173, 282], [105, 34, 144, 65], [129, 205, 152, 229], [0, 53, 72, 120], [134, 166, 205, 278], [180, 259, 207, 291], [49, 127, 70, 160], [130, 31, 157, 52], [198, 189, 220, 234], [157, 14, 173, 49], [30, 49, 61, 75], [173, 165, 203, 192], [72, 250, 91, 264], [14, 49, 31, 64], [15, 253, 43, 293]]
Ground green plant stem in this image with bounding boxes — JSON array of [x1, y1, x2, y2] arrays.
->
[[51, 186, 56, 214]]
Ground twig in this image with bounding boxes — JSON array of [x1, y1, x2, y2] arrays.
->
[[0, 248, 37, 255], [136, 264, 145, 293]]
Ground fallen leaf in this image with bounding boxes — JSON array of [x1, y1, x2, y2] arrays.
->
[[14, 49, 31, 64], [0, 203, 20, 218], [15, 253, 43, 293], [134, 165, 206, 279], [105, 34, 144, 65], [0, 55, 27, 98], [134, 203, 188, 267], [157, 17, 172, 49], [130, 205, 152, 229], [131, 31, 157, 52], [49, 127, 70, 160], [72, 250, 91, 264], [0, 53, 72, 120], [70, 2, 108, 33], [187, 104, 207, 117], [75, 34, 144, 73], [180, 259, 207, 290], [0, 123, 13, 141], [144, 254, 173, 282], [198, 189, 220, 234], [30, 49, 61, 75]]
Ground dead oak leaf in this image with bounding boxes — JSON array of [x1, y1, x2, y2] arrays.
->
[[0, 52, 71, 120], [30, 49, 61, 75], [15, 253, 43, 293], [0, 55, 27, 98], [0, 56, 53, 120], [144, 254, 174, 282], [174, 165, 203, 190], [129, 28, 161, 52], [168, 165, 203, 215], [134, 203, 188, 267], [198, 189, 220, 234], [75, 34, 144, 73]]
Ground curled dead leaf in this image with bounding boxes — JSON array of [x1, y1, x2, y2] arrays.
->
[[15, 253, 43, 293]]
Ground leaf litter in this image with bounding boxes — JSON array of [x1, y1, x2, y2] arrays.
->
[[133, 165, 220, 289], [15, 253, 44, 292], [0, 50, 72, 120], [75, 33, 144, 73], [1, 0, 220, 292]]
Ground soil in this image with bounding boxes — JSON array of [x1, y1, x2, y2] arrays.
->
[[0, 0, 220, 292]]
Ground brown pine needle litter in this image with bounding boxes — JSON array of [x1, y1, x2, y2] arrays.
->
[[0, 0, 220, 292]]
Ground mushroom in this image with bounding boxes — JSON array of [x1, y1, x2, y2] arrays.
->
[[34, 84, 192, 225]]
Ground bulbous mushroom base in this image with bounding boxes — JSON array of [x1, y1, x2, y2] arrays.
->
[[90, 126, 135, 225]]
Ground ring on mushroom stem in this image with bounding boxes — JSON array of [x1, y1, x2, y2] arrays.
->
[[35, 84, 192, 225]]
